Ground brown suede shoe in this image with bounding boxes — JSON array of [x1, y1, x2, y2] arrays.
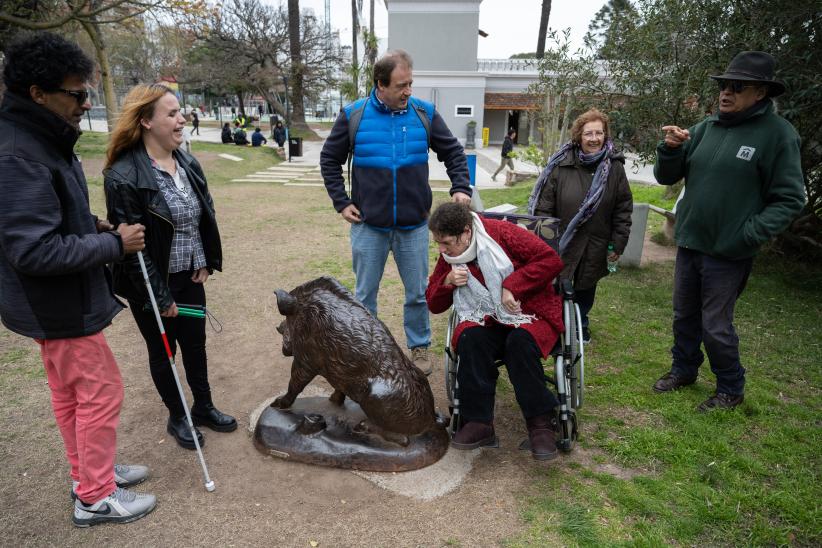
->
[[697, 392, 744, 413], [451, 421, 498, 450], [653, 372, 697, 393], [526, 415, 558, 461]]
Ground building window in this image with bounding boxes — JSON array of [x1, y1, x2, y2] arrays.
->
[[455, 105, 474, 117]]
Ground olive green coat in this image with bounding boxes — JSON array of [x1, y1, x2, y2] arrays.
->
[[534, 150, 633, 290]]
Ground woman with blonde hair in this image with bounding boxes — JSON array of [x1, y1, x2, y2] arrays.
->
[[528, 108, 633, 344], [104, 84, 236, 449]]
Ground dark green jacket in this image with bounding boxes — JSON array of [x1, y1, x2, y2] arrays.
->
[[654, 100, 805, 260]]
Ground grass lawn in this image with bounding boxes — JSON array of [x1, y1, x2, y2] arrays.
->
[[475, 179, 822, 546], [13, 134, 821, 545]]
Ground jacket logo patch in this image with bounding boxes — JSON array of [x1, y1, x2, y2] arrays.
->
[[736, 146, 756, 161]]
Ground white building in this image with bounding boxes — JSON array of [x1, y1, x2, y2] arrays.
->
[[385, 0, 541, 147]]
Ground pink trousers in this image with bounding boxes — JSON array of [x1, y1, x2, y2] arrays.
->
[[36, 332, 123, 503]]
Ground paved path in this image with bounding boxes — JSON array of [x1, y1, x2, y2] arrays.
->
[[84, 120, 658, 188]]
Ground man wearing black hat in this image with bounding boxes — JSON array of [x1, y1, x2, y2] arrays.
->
[[651, 51, 805, 411]]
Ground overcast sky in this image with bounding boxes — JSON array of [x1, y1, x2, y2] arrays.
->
[[292, 0, 605, 59]]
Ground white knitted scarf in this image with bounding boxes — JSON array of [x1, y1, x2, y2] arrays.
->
[[442, 212, 535, 327]]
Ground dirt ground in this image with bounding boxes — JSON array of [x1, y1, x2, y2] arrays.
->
[[1, 174, 675, 546]]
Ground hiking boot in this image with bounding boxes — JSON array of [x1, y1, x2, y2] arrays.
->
[[73, 487, 156, 527], [71, 464, 150, 501], [525, 414, 559, 461], [653, 372, 697, 393], [411, 346, 432, 376], [451, 421, 498, 450], [697, 392, 744, 413], [191, 403, 238, 432], [167, 415, 205, 450]]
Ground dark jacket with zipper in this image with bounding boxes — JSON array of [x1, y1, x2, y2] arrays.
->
[[534, 149, 633, 290], [654, 100, 805, 260], [321, 89, 471, 229], [103, 145, 222, 311], [0, 92, 124, 339]]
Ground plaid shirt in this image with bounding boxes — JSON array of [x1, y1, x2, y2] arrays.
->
[[150, 158, 207, 273]]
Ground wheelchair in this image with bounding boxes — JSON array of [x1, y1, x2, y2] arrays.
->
[[442, 212, 585, 453]]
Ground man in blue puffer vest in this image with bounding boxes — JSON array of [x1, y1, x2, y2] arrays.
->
[[321, 49, 472, 376]]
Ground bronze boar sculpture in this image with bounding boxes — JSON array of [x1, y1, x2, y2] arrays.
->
[[253, 276, 450, 471]]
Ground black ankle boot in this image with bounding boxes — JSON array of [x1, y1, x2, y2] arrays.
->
[[191, 402, 237, 432], [167, 415, 204, 450]]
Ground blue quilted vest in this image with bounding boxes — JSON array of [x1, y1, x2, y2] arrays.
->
[[343, 90, 434, 228]]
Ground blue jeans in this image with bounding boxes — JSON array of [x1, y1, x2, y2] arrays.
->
[[350, 222, 430, 349], [671, 247, 753, 395]]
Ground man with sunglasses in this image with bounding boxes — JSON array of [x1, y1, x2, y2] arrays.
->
[[652, 51, 805, 411], [0, 32, 155, 526]]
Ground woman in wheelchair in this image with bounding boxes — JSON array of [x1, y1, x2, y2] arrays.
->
[[426, 203, 564, 460]]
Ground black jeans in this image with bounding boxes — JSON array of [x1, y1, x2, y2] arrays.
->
[[456, 326, 558, 424], [574, 285, 597, 330], [671, 247, 753, 395], [130, 270, 211, 416]]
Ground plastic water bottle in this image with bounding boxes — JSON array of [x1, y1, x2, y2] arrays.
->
[[607, 243, 618, 274]]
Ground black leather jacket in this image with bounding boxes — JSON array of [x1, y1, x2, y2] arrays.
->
[[103, 145, 222, 310]]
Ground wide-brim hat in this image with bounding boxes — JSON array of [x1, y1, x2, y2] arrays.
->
[[710, 51, 786, 97]]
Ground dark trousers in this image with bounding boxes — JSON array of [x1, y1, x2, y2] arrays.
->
[[456, 326, 558, 423], [671, 247, 753, 395], [130, 270, 210, 416], [574, 285, 597, 329]]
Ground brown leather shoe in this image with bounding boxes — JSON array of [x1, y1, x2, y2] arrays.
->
[[697, 392, 744, 412], [451, 421, 498, 449], [525, 414, 558, 461], [653, 372, 697, 393]]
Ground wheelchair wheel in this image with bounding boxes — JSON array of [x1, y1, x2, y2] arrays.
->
[[557, 411, 578, 453], [565, 301, 581, 409], [443, 310, 459, 406]]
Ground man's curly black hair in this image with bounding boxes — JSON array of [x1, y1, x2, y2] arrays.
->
[[429, 202, 473, 237], [3, 32, 94, 96]]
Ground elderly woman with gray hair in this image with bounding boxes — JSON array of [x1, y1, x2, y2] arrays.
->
[[426, 202, 564, 460], [529, 108, 633, 344]]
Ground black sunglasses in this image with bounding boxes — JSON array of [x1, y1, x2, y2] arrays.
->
[[56, 88, 90, 105], [716, 79, 756, 94]]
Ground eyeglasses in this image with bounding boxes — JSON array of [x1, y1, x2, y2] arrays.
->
[[56, 88, 90, 105], [582, 130, 605, 138], [716, 80, 756, 94]]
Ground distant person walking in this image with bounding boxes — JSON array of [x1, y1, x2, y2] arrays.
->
[[273, 121, 286, 150], [492, 129, 516, 182], [190, 110, 199, 135]]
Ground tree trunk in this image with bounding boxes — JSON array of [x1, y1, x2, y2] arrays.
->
[[287, 0, 309, 130], [536, 0, 552, 58], [236, 91, 245, 117], [351, 0, 359, 89], [79, 19, 117, 132]]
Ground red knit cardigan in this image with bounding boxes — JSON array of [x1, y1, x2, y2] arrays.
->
[[426, 217, 565, 358]]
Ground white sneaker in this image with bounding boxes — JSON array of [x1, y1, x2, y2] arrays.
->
[[114, 463, 150, 487], [73, 487, 156, 527], [71, 464, 150, 500]]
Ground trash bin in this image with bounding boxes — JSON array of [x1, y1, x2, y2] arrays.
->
[[288, 136, 303, 157]]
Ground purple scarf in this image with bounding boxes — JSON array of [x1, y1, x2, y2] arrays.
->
[[528, 140, 614, 254]]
